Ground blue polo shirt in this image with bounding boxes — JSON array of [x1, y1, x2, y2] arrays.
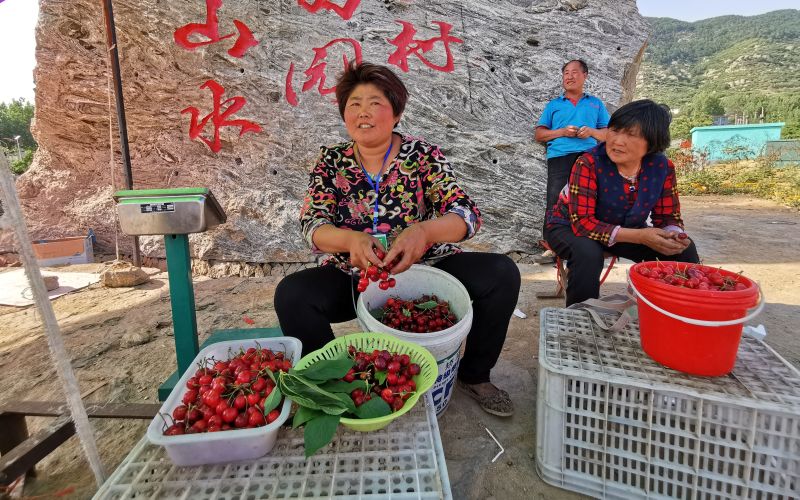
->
[[537, 94, 610, 159]]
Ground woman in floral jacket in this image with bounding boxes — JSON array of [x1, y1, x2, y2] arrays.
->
[[274, 62, 519, 417]]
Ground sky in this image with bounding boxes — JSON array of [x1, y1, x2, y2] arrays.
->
[[636, 0, 798, 22], [0, 0, 39, 103], [0, 0, 798, 103]]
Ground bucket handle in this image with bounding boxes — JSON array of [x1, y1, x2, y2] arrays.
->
[[627, 273, 765, 327]]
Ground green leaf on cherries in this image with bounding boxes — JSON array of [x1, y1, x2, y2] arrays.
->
[[292, 358, 353, 381], [303, 414, 341, 457], [333, 393, 357, 413], [370, 308, 385, 320], [414, 300, 438, 310], [289, 373, 354, 410], [319, 403, 350, 416], [374, 370, 388, 385], [353, 397, 392, 419], [262, 385, 283, 414], [292, 405, 322, 428], [402, 308, 412, 317], [319, 380, 369, 393]]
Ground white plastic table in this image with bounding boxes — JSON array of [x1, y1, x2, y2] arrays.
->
[[94, 393, 452, 500]]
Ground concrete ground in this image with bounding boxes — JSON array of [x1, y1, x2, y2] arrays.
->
[[1, 195, 798, 499]]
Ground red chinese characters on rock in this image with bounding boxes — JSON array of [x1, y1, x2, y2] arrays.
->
[[387, 21, 463, 73], [181, 80, 263, 153], [296, 0, 361, 20], [174, 0, 258, 58], [285, 38, 363, 106]]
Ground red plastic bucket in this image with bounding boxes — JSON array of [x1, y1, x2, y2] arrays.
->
[[628, 262, 763, 376]]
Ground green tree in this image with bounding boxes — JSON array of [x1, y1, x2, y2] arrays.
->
[[670, 113, 712, 141], [670, 115, 694, 140], [0, 98, 36, 150], [0, 98, 36, 174], [9, 149, 34, 175], [692, 94, 724, 117]]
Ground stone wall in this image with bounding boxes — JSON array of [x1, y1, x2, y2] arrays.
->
[[8, 0, 648, 265]]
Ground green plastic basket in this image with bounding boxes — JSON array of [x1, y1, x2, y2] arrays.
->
[[294, 332, 439, 432]]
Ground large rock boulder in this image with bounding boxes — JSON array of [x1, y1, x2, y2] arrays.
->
[[13, 0, 648, 264]]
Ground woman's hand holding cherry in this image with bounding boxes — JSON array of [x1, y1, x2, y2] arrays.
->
[[347, 232, 385, 272], [356, 246, 399, 293], [381, 224, 429, 275]]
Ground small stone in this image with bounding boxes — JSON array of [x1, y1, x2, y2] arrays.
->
[[100, 261, 150, 287], [120, 330, 153, 347], [43, 275, 60, 291], [562, 0, 588, 11]]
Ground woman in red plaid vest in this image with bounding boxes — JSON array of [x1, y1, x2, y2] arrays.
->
[[545, 100, 700, 306]]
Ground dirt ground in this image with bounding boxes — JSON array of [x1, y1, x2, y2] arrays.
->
[[0, 194, 798, 500]]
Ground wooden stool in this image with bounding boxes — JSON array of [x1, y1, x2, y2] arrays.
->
[[536, 240, 617, 299]]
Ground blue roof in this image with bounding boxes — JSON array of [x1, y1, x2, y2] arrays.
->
[[690, 122, 785, 133]]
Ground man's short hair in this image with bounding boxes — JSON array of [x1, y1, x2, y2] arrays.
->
[[562, 59, 588, 74], [608, 99, 672, 154]]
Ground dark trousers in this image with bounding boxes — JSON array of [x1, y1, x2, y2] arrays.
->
[[274, 252, 521, 384], [546, 224, 700, 306], [543, 152, 582, 237]]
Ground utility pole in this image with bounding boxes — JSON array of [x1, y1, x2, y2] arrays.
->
[[13, 135, 22, 162], [100, 0, 141, 267]]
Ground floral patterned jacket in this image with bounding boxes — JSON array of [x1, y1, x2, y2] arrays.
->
[[300, 134, 482, 272]]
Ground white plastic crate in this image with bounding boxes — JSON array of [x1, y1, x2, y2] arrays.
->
[[537, 307, 800, 500], [95, 393, 451, 499], [147, 337, 302, 466]]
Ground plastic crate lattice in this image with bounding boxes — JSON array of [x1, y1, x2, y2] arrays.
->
[[537, 307, 800, 500], [95, 394, 449, 499]]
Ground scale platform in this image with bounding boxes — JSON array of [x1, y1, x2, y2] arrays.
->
[[113, 188, 225, 236]]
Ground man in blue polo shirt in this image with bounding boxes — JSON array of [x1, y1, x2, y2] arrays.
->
[[535, 59, 610, 259]]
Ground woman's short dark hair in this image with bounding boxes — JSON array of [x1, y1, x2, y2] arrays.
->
[[335, 62, 408, 120], [608, 99, 672, 154]]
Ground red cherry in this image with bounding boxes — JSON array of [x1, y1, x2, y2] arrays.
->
[[164, 424, 185, 436]]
